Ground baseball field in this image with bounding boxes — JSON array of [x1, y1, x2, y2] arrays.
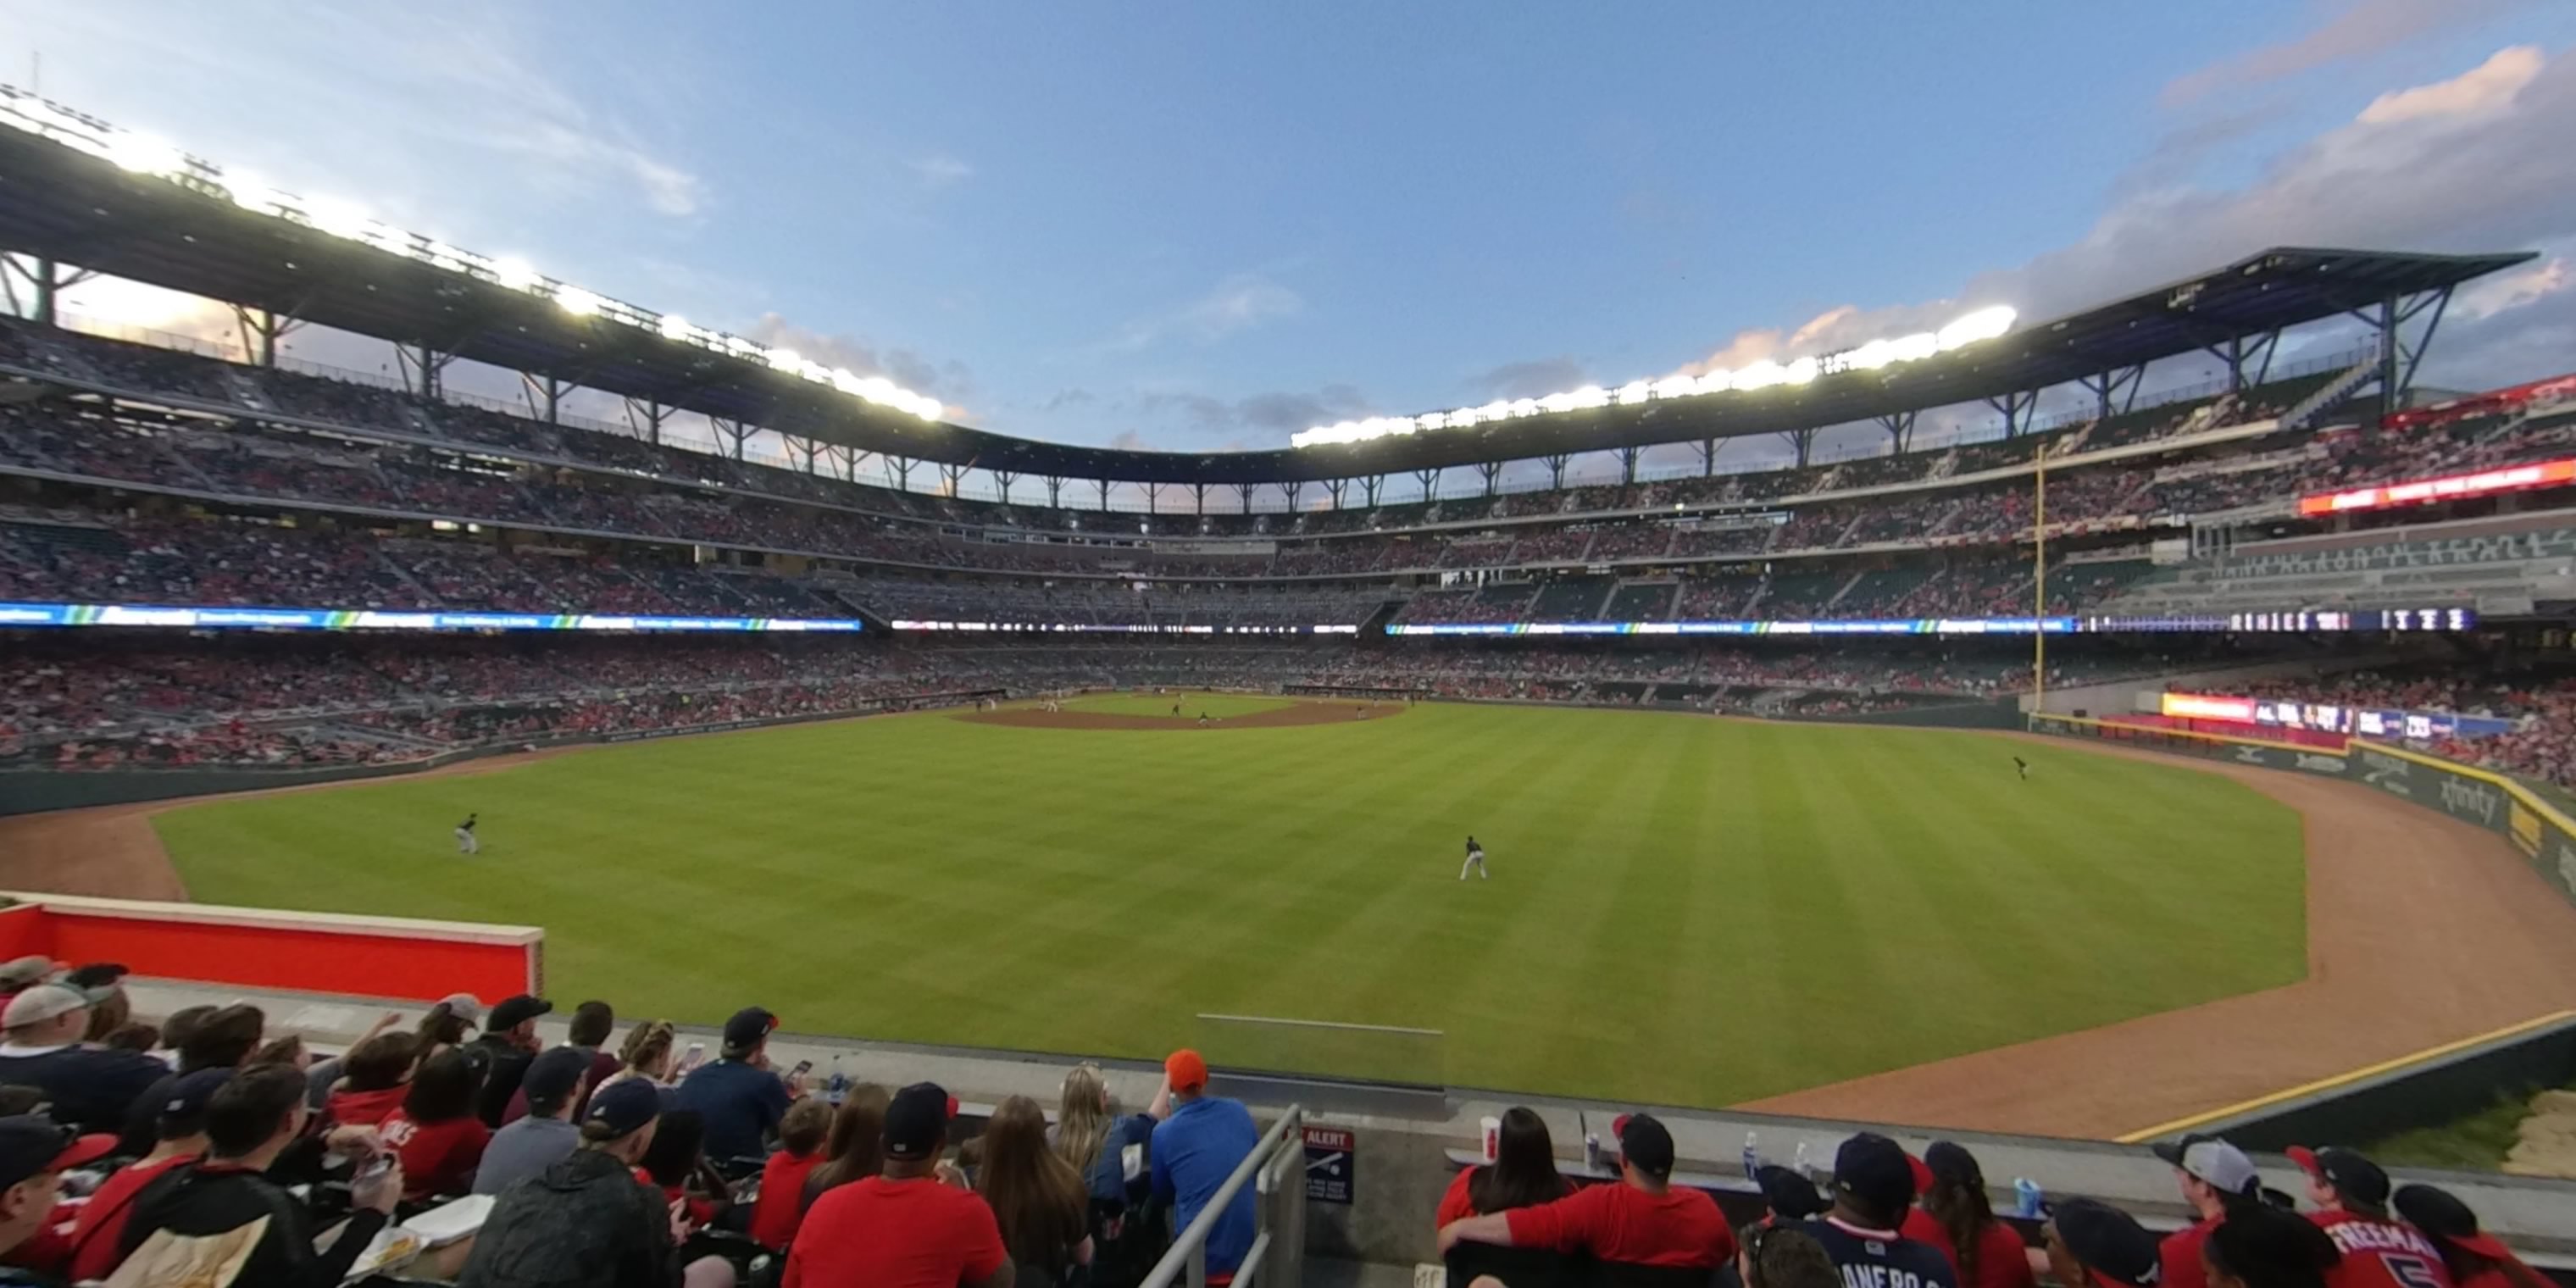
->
[[147, 696, 2308, 1110]]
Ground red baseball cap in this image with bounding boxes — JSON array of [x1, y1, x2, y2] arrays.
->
[[1165, 1049, 1208, 1092], [1907, 1152, 1935, 1198]]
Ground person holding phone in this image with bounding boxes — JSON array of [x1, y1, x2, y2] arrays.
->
[[673, 1006, 808, 1166]]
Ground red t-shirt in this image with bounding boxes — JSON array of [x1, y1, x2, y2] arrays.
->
[[1435, 1165, 1574, 1229], [1503, 1180, 1737, 1269], [753, 1150, 824, 1250], [2162, 1215, 2223, 1288], [786, 1175, 1010, 1288], [327, 1085, 409, 1129], [66, 1153, 196, 1282], [380, 1110, 491, 1202], [2310, 1211, 2456, 1288]]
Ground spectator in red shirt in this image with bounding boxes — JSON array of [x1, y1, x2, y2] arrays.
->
[[324, 1032, 419, 1129], [1922, 1141, 2035, 1288], [2392, 1185, 2552, 1288], [2288, 1146, 2456, 1288], [1434, 1107, 1574, 1227], [751, 1097, 834, 1251], [786, 1081, 1013, 1288], [1438, 1112, 1735, 1271], [380, 1046, 491, 1202], [2156, 1134, 2270, 1288], [66, 1067, 226, 1282], [2206, 1204, 2342, 1288]]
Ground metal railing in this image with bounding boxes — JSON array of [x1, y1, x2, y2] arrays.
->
[[1142, 1104, 1307, 1288]]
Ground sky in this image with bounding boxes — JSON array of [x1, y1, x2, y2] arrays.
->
[[5, 0, 2576, 490]]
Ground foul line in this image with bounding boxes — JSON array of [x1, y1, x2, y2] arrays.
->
[[2113, 1009, 2576, 1143]]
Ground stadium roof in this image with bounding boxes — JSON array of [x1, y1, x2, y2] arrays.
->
[[0, 118, 2533, 486]]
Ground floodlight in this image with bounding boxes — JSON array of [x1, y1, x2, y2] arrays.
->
[[1539, 391, 1576, 414], [103, 130, 181, 175], [1655, 375, 1699, 400], [1615, 380, 1651, 405], [1781, 356, 1818, 386], [1447, 407, 1481, 428], [1846, 339, 1895, 370], [1477, 401, 1510, 424], [1890, 332, 1939, 363], [555, 286, 602, 317], [1568, 386, 1610, 409], [491, 258, 540, 291], [1693, 369, 1733, 395], [1414, 413, 1446, 432], [658, 313, 691, 341], [1733, 360, 1784, 390], [1937, 305, 2016, 350], [766, 347, 802, 373], [830, 367, 863, 395], [303, 197, 371, 240], [910, 393, 942, 419]]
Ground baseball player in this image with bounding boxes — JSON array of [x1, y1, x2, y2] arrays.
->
[[2013, 755, 2031, 781], [455, 813, 480, 855], [1458, 836, 1488, 880]]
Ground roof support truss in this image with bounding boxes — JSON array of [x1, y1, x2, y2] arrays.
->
[[2349, 286, 2455, 408]]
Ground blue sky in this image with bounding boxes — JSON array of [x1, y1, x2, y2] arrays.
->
[[6, 0, 2575, 476]]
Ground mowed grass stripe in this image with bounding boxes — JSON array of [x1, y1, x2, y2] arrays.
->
[[153, 704, 2307, 1108]]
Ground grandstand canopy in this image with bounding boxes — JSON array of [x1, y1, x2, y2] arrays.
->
[[0, 123, 2533, 486]]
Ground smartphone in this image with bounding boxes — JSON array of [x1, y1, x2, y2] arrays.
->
[[787, 1059, 813, 1081], [358, 1152, 396, 1181], [674, 1041, 706, 1077]]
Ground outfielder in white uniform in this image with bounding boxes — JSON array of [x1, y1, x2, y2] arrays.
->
[[455, 813, 480, 855], [1459, 836, 1487, 880]]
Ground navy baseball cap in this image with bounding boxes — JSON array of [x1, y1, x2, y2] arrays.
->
[[2289, 1146, 2390, 1208], [158, 1069, 233, 1139], [884, 1082, 954, 1161], [0, 1115, 100, 1190], [521, 1046, 591, 1110], [722, 1007, 777, 1051], [1612, 1113, 1675, 1178], [488, 995, 552, 1030], [2051, 1197, 2163, 1288], [1835, 1132, 1917, 1215], [1755, 1163, 1828, 1219], [583, 1079, 662, 1140]]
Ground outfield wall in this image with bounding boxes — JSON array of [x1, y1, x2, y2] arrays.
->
[[2029, 713, 2576, 906], [0, 892, 542, 1001], [0, 694, 1004, 818]]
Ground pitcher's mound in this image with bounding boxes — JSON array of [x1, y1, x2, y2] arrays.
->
[[958, 700, 1407, 731]]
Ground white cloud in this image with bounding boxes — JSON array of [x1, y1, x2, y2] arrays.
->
[[2162, 0, 2530, 105], [1096, 273, 1304, 354], [2356, 44, 2543, 124], [908, 155, 975, 190], [1672, 43, 2576, 387]]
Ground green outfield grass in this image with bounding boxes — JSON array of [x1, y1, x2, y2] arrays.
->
[[1067, 691, 1297, 719], [151, 702, 2307, 1108]]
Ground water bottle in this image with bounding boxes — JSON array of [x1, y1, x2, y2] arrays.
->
[[2014, 1177, 2044, 1219], [1742, 1130, 1761, 1180], [1792, 1139, 1813, 1183], [824, 1056, 848, 1106]]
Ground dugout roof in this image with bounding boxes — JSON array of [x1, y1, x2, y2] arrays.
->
[[0, 123, 2533, 485]]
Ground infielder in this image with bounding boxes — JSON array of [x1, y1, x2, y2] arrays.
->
[[455, 813, 480, 855], [1459, 836, 1488, 880]]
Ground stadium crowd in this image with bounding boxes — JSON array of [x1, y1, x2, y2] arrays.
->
[[8, 320, 2571, 602], [0, 958, 2541, 1288]]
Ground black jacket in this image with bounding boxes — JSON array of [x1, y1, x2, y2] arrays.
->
[[458, 1147, 679, 1288], [116, 1160, 388, 1288], [468, 1035, 536, 1128]]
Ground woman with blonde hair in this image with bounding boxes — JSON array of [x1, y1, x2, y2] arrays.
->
[[596, 1019, 677, 1092], [1052, 1062, 1159, 1205], [980, 1094, 1093, 1282]]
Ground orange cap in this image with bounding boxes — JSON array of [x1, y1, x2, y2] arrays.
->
[[1165, 1048, 1208, 1091]]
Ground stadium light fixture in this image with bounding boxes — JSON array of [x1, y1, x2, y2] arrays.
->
[[103, 130, 181, 175], [658, 313, 692, 341], [1291, 303, 2019, 447], [0, 84, 955, 432], [491, 258, 541, 292]]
